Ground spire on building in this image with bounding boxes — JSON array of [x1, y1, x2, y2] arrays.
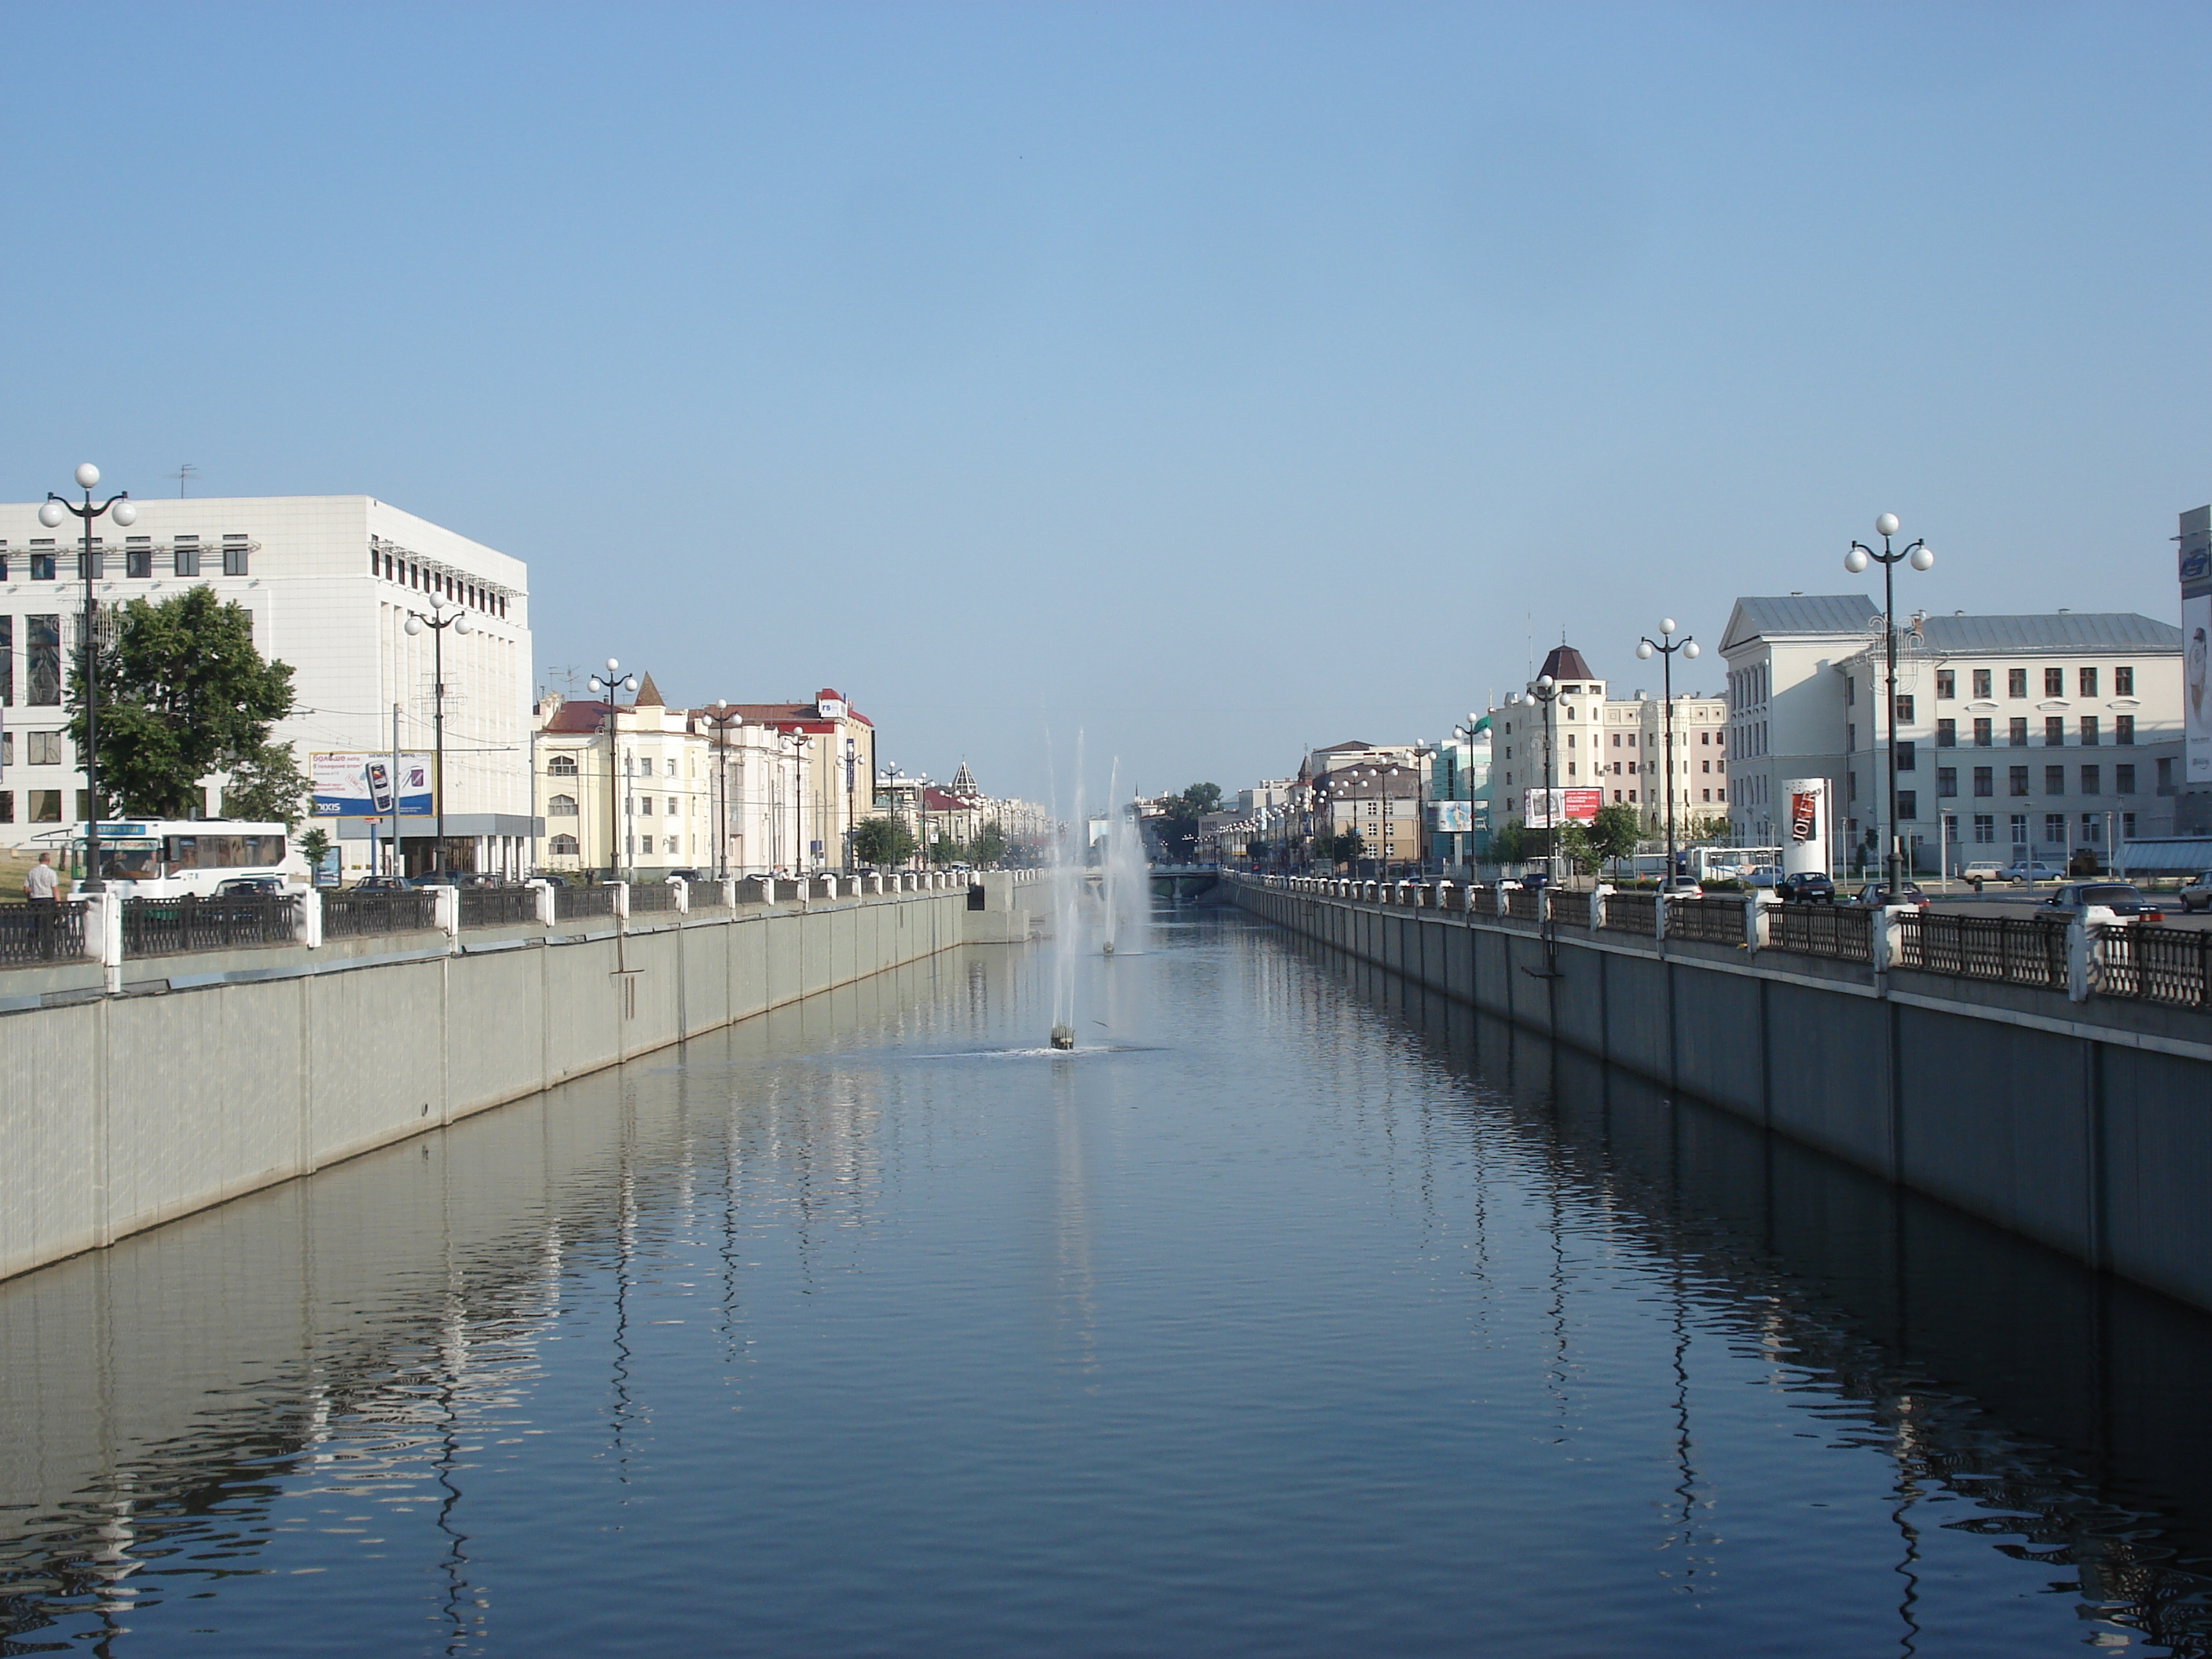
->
[[1537, 644, 1596, 683], [950, 760, 980, 800], [633, 672, 664, 708]]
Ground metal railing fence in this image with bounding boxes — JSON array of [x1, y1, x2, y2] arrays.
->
[[1467, 885, 1498, 915], [0, 903, 89, 965], [1550, 890, 1591, 928], [460, 886, 536, 929], [2093, 923, 2212, 1006], [1602, 891, 1657, 936], [1668, 898, 1744, 946], [628, 881, 676, 913], [123, 893, 298, 958], [555, 884, 618, 921], [1894, 911, 2067, 991], [1767, 903, 1874, 963], [1504, 888, 1542, 922], [321, 888, 439, 939]]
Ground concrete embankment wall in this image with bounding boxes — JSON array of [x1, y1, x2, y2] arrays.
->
[[1232, 880, 2212, 1316], [1, 878, 1038, 1284]]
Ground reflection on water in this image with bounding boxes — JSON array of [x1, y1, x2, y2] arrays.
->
[[2, 913, 2210, 1657]]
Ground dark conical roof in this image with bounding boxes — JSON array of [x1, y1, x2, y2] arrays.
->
[[1538, 645, 1595, 683], [632, 672, 664, 708]]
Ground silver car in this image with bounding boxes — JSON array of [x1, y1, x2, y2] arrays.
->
[[2177, 871, 2212, 913]]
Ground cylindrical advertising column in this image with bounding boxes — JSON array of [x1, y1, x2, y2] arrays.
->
[[1781, 778, 1829, 877]]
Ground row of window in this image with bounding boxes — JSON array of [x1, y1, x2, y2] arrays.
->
[[1602, 758, 1724, 777], [1932, 764, 2144, 797], [372, 545, 507, 619], [1954, 813, 2135, 845], [0, 731, 67, 766], [1608, 788, 1725, 806], [0, 616, 63, 706], [1602, 729, 1723, 749], [0, 789, 83, 823], [1934, 715, 2133, 746], [1932, 665, 2133, 701], [0, 536, 247, 581]]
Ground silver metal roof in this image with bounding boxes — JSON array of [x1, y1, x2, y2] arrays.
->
[[1721, 595, 1881, 652], [2119, 838, 2212, 875], [1909, 613, 2181, 655]]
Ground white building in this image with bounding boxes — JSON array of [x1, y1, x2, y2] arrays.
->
[[1599, 691, 1730, 826], [1722, 595, 2182, 870], [0, 494, 534, 877], [1485, 646, 1609, 811]]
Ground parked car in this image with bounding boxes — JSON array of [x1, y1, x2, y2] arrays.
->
[[403, 872, 461, 888], [351, 875, 409, 892], [1960, 860, 2006, 891], [2001, 859, 2066, 885], [1743, 867, 1781, 889], [1658, 875, 1705, 898], [214, 876, 287, 896], [666, 867, 708, 883], [2039, 881, 2164, 921], [1775, 872, 1836, 903], [1851, 881, 1929, 910], [2177, 871, 2212, 913]]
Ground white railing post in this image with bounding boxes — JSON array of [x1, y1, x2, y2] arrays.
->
[[1749, 891, 1778, 954], [86, 892, 123, 994], [1654, 890, 1669, 943], [528, 878, 557, 926], [613, 881, 631, 921], [433, 884, 460, 939], [1873, 903, 1914, 972], [297, 887, 324, 950], [671, 877, 690, 914], [2069, 904, 2115, 1002], [1591, 883, 1611, 934]]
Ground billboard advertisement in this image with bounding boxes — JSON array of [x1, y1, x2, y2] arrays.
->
[[2188, 592, 2212, 786], [1428, 800, 1474, 833], [1522, 788, 1602, 827], [312, 752, 433, 818], [1781, 777, 1828, 877]]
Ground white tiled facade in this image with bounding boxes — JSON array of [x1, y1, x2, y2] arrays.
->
[[0, 495, 531, 875], [1599, 694, 1730, 822]]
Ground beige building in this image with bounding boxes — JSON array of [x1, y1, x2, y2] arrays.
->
[[1599, 692, 1730, 826]]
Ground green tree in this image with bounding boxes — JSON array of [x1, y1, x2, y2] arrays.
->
[[1179, 782, 1223, 817], [1555, 821, 1597, 875], [1588, 803, 1642, 869], [297, 826, 334, 884], [69, 588, 301, 819], [1155, 782, 1224, 862], [852, 816, 917, 866], [1489, 819, 1529, 865], [929, 832, 961, 866], [971, 822, 1008, 866], [1331, 830, 1365, 866]]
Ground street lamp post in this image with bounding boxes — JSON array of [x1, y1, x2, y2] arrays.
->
[[1845, 514, 1936, 899], [403, 599, 472, 879], [586, 658, 638, 881], [701, 701, 741, 880], [38, 464, 135, 890], [1635, 621, 1701, 886], [1510, 674, 1562, 884]]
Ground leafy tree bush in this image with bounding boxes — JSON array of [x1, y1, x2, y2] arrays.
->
[[852, 816, 917, 866]]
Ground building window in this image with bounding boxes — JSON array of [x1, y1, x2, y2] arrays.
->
[[29, 540, 56, 581], [1973, 814, 1995, 844], [2043, 666, 2064, 697], [2009, 765, 2029, 797], [0, 616, 10, 707], [28, 789, 60, 823], [1972, 668, 1992, 698], [2115, 715, 2133, 745], [77, 541, 104, 580], [551, 833, 580, 856], [174, 536, 200, 577], [2123, 811, 2137, 838], [28, 731, 64, 766], [1972, 718, 1992, 747], [2045, 766, 2065, 796], [2010, 814, 2027, 847], [126, 537, 152, 579], [0, 792, 10, 823], [1716, 787, 1726, 802], [2010, 717, 2028, 746], [222, 536, 250, 576], [2116, 666, 2134, 696], [1972, 766, 1993, 797], [548, 754, 578, 776], [1895, 694, 1914, 723], [1897, 790, 1917, 820], [1896, 741, 1917, 772], [1937, 767, 1957, 797], [1936, 670, 1955, 699], [1936, 719, 1956, 747], [2045, 717, 2064, 746], [665, 797, 679, 816], [2115, 764, 2135, 795], [2082, 814, 2103, 844], [2159, 757, 2175, 794], [2045, 813, 2066, 844], [665, 757, 677, 777], [2009, 668, 2027, 698], [26, 615, 60, 705], [2079, 666, 2098, 698], [2079, 716, 2099, 746], [548, 793, 578, 817], [2081, 765, 2100, 796]]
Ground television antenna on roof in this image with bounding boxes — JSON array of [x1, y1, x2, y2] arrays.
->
[[167, 463, 199, 498]]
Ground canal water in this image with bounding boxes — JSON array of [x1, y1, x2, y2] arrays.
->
[[4, 907, 2210, 1656]]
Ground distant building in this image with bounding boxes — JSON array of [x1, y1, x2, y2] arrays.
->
[[1723, 596, 2182, 871]]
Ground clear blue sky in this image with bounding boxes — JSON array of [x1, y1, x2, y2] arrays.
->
[[5, 4, 2206, 807]]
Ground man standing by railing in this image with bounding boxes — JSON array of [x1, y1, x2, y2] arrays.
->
[[23, 851, 59, 958]]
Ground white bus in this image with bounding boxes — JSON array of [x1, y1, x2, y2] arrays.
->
[[33, 821, 295, 895]]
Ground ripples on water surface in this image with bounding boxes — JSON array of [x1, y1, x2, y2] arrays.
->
[[4, 909, 2211, 1656]]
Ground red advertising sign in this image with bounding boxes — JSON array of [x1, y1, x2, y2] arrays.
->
[[1523, 788, 1604, 826], [1790, 790, 1818, 843]]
